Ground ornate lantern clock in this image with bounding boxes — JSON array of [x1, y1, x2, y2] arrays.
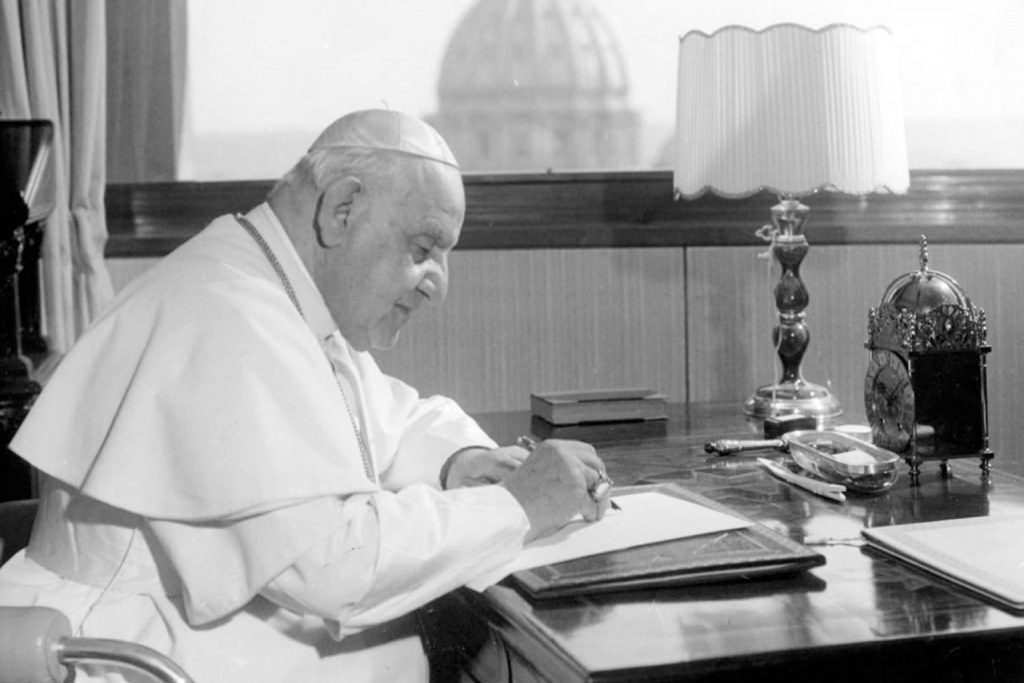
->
[[865, 237, 993, 483]]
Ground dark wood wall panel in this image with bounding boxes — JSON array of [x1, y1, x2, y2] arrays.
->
[[370, 248, 688, 414]]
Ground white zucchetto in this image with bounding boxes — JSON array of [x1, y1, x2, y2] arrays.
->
[[309, 109, 459, 169]]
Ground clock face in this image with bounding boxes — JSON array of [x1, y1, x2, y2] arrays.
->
[[864, 349, 915, 453]]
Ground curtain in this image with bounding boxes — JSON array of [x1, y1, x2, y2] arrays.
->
[[106, 0, 188, 183], [0, 0, 113, 355]]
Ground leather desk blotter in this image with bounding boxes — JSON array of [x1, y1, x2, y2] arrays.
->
[[509, 483, 825, 601]]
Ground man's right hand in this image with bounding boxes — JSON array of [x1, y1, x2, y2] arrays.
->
[[500, 439, 611, 543]]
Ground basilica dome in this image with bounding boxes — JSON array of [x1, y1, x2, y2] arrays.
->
[[431, 0, 638, 172], [439, 0, 629, 109]]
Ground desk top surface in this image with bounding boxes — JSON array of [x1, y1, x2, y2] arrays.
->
[[469, 403, 1024, 682]]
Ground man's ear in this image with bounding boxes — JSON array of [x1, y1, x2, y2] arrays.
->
[[314, 176, 362, 249]]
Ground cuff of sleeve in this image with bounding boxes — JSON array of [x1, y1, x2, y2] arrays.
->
[[438, 445, 491, 490]]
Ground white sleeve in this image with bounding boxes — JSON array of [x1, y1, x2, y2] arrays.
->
[[260, 483, 528, 638], [380, 391, 497, 491], [348, 346, 496, 491]]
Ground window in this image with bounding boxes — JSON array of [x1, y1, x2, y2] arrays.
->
[[150, 0, 1024, 182]]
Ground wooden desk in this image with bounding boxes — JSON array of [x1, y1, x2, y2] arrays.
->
[[426, 402, 1024, 683]]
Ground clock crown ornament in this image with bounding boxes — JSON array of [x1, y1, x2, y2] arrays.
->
[[867, 236, 988, 356]]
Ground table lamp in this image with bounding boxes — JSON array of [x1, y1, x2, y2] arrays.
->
[[673, 23, 910, 420]]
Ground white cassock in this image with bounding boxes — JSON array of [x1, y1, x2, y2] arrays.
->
[[0, 203, 529, 682]]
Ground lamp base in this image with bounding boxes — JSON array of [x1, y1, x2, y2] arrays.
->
[[743, 380, 842, 421]]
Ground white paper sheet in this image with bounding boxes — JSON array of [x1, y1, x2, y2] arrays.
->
[[467, 490, 752, 591]]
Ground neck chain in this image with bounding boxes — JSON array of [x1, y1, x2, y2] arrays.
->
[[234, 214, 376, 482]]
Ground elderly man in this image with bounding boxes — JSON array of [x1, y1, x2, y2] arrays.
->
[[0, 110, 609, 681]]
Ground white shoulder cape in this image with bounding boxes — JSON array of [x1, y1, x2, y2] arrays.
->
[[12, 225, 376, 522]]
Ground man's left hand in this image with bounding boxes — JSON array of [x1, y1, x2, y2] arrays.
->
[[442, 445, 529, 489]]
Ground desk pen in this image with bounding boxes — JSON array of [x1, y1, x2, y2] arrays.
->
[[516, 436, 621, 510]]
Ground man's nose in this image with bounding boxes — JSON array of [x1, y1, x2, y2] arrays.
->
[[419, 259, 448, 305]]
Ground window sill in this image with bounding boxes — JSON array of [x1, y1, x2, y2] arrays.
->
[[105, 169, 1024, 258]]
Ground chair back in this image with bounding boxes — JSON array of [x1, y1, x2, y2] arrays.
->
[[0, 605, 70, 682], [0, 498, 38, 565], [0, 501, 194, 682], [0, 605, 195, 683]]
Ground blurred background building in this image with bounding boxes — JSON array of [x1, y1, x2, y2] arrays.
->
[[428, 0, 640, 172]]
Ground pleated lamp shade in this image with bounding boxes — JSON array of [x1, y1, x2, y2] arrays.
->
[[674, 23, 910, 200]]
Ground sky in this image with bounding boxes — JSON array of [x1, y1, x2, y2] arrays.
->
[[182, 0, 1024, 175]]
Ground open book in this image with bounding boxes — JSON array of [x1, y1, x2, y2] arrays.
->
[[862, 514, 1024, 613], [468, 483, 824, 599]]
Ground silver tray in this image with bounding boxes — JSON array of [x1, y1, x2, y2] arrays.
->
[[783, 430, 900, 493]]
